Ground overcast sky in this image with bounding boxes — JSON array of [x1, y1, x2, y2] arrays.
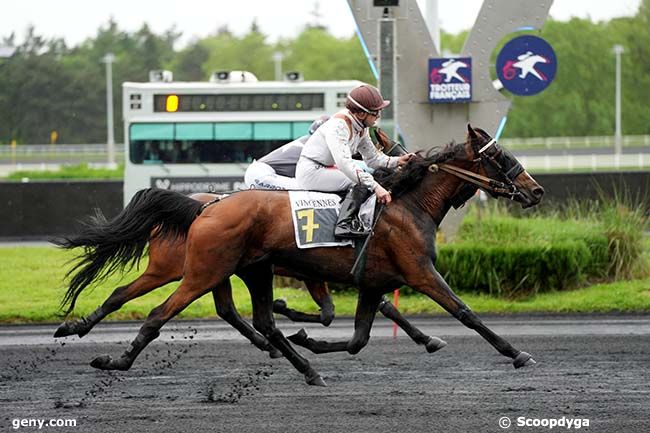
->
[[0, 0, 642, 48]]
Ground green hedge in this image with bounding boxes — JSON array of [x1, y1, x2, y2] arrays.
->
[[436, 239, 606, 297], [429, 213, 639, 297]]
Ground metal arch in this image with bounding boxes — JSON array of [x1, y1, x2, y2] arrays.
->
[[346, 0, 553, 147]]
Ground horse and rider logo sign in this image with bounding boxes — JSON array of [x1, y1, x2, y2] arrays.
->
[[496, 35, 557, 96], [428, 57, 472, 103]]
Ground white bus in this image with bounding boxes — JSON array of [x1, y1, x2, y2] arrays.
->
[[122, 73, 362, 205]]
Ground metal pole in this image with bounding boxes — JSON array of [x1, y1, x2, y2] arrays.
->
[[272, 52, 283, 81], [103, 53, 116, 167], [425, 0, 440, 54], [379, 8, 396, 140], [613, 44, 624, 155]]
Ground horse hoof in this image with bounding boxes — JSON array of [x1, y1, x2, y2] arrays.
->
[[320, 314, 334, 327], [272, 299, 288, 313], [305, 373, 327, 387], [425, 336, 447, 353], [54, 321, 91, 338], [513, 351, 536, 369], [90, 355, 114, 370], [287, 328, 308, 345], [268, 348, 283, 359], [54, 323, 75, 338]]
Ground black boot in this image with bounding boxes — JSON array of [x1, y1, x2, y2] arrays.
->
[[334, 184, 372, 238]]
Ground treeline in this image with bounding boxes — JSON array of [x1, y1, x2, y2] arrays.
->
[[0, 1, 648, 144]]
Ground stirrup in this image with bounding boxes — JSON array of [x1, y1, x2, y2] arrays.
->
[[334, 219, 369, 238]]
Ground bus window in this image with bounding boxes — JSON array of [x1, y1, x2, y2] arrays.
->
[[129, 139, 288, 164]]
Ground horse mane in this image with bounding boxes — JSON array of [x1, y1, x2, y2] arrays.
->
[[373, 141, 460, 198]]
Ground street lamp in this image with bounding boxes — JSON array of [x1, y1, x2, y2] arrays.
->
[[102, 53, 116, 168], [272, 52, 283, 81], [612, 44, 624, 155]]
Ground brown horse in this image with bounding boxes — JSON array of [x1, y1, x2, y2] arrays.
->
[[55, 132, 445, 356], [54, 194, 445, 357], [69, 125, 544, 386]]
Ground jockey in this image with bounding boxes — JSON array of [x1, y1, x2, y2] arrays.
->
[[244, 115, 330, 190], [295, 84, 414, 238]]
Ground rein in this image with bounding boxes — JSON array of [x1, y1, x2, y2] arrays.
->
[[430, 162, 518, 198]]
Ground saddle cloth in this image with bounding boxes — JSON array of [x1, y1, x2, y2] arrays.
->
[[289, 191, 377, 249]]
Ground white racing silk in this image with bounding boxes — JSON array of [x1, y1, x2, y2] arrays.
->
[[298, 110, 399, 191]]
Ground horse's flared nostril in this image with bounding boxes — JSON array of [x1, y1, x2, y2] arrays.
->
[[532, 187, 545, 198]]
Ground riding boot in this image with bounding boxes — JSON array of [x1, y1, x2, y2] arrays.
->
[[334, 184, 372, 238]]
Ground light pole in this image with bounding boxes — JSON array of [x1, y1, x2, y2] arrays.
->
[[272, 52, 283, 81], [425, 0, 440, 54], [612, 44, 624, 155], [102, 53, 116, 167]]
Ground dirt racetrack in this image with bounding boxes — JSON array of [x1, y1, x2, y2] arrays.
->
[[1, 316, 649, 433]]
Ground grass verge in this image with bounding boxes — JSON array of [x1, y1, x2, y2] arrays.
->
[[1, 246, 649, 324], [5, 163, 124, 180]]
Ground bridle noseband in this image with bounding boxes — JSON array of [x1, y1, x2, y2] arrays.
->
[[430, 136, 524, 201]]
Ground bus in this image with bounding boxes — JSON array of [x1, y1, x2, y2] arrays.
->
[[122, 72, 363, 205]]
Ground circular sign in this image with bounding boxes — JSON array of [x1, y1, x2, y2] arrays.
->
[[496, 35, 557, 96]]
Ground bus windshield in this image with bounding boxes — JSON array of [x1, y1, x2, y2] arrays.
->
[[130, 139, 288, 164], [129, 120, 311, 164]]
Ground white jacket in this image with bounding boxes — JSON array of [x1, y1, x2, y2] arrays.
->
[[300, 110, 399, 190]]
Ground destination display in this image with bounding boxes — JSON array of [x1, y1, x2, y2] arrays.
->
[[154, 93, 325, 112]]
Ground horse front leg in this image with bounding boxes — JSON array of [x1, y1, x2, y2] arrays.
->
[[212, 279, 282, 359], [273, 280, 335, 326], [288, 290, 382, 355], [377, 296, 447, 353], [404, 264, 535, 369], [54, 272, 178, 338]]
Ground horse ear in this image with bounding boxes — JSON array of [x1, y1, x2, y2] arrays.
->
[[467, 124, 478, 139]]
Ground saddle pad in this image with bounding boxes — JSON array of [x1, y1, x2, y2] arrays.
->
[[289, 191, 353, 249], [288, 191, 377, 249]]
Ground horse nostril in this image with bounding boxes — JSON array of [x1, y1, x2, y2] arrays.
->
[[532, 187, 545, 198]]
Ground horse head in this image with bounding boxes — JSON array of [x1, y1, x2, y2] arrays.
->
[[370, 127, 408, 156], [458, 124, 544, 209]]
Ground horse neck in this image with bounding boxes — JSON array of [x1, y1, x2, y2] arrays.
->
[[404, 167, 465, 226]]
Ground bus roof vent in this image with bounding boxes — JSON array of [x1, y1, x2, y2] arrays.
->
[[149, 70, 173, 83], [210, 70, 259, 83]]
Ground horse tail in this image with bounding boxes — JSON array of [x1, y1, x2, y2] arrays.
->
[[53, 188, 203, 316]]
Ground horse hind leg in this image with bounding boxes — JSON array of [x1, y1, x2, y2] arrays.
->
[[54, 271, 178, 338], [55, 236, 184, 339], [288, 290, 382, 356], [240, 264, 325, 386], [377, 296, 447, 353], [273, 280, 335, 326], [89, 244, 233, 371], [212, 279, 282, 359]]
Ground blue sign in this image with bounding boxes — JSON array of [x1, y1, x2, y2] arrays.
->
[[428, 57, 472, 103], [496, 35, 557, 96]]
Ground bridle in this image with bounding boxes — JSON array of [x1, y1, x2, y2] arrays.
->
[[429, 135, 524, 201]]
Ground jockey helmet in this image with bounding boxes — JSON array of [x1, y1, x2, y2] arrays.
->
[[345, 84, 390, 115]]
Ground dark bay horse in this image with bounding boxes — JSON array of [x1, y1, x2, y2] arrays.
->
[[53, 193, 445, 357], [72, 125, 544, 386]]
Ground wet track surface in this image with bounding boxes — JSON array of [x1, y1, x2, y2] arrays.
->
[[1, 315, 649, 432]]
